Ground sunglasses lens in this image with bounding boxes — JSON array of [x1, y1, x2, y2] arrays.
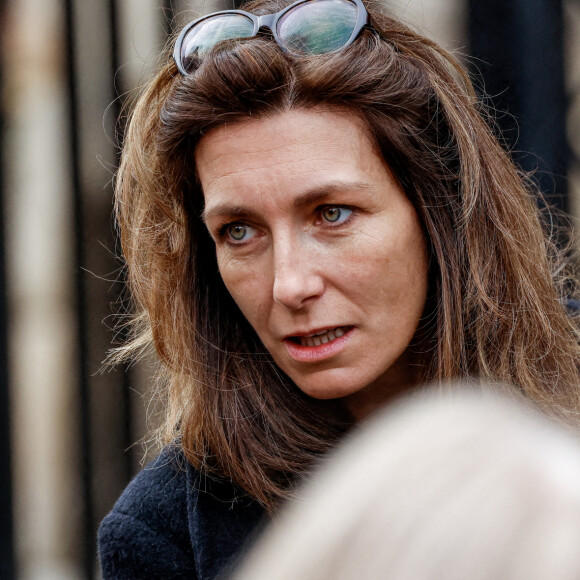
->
[[180, 14, 255, 71], [277, 0, 359, 55]]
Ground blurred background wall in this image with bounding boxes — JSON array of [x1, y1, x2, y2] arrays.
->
[[0, 0, 578, 577]]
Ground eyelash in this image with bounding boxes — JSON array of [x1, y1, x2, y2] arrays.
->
[[215, 205, 355, 245]]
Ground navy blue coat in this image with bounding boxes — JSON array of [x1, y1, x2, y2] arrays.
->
[[98, 445, 267, 579]]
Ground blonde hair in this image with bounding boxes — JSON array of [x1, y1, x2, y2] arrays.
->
[[234, 387, 580, 580], [114, 0, 580, 510]]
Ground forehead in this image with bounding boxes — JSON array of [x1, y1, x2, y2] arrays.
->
[[195, 108, 386, 206], [196, 106, 372, 153]]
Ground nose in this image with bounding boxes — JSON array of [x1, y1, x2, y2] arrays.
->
[[272, 238, 324, 310]]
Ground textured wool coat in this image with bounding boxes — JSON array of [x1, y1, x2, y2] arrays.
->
[[98, 445, 267, 579]]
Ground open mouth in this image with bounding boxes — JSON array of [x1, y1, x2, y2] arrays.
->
[[288, 326, 353, 347]]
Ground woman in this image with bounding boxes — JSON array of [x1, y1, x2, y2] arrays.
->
[[98, 0, 580, 577], [234, 387, 580, 580]]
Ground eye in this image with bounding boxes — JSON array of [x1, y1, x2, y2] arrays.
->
[[224, 222, 257, 243], [320, 206, 353, 225]]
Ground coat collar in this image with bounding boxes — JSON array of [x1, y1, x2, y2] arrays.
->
[[185, 461, 267, 580]]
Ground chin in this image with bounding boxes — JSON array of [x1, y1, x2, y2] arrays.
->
[[286, 356, 414, 414], [290, 372, 370, 401]]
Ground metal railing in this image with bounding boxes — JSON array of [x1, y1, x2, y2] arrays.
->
[[0, 0, 15, 575], [468, 0, 569, 212]]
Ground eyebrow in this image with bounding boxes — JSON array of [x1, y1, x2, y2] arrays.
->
[[201, 180, 372, 224], [292, 181, 372, 208], [201, 204, 255, 224]]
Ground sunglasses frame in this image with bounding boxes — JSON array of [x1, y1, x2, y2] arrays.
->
[[173, 0, 370, 74]]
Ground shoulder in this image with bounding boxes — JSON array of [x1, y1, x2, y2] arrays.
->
[[98, 444, 267, 580], [98, 444, 196, 578]]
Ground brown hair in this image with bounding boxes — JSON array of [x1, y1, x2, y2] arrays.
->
[[114, 0, 580, 510]]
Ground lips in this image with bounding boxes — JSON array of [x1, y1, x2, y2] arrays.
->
[[283, 325, 354, 363], [287, 326, 353, 347]]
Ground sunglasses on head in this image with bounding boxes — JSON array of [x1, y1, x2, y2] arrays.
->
[[173, 0, 374, 74]]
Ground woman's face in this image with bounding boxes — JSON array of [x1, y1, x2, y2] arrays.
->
[[197, 108, 428, 417]]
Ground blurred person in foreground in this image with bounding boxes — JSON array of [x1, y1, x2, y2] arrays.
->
[[234, 388, 580, 580], [97, 0, 580, 577]]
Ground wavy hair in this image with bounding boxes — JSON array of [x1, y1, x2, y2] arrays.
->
[[113, 0, 580, 510]]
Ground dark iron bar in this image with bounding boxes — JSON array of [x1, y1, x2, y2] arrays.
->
[[467, 0, 569, 213], [63, 0, 95, 576], [108, 0, 135, 487], [0, 0, 15, 575]]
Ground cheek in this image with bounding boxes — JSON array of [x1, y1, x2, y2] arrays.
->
[[395, 223, 428, 297], [392, 230, 428, 292], [396, 230, 429, 323], [364, 217, 428, 318], [217, 254, 271, 328]]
